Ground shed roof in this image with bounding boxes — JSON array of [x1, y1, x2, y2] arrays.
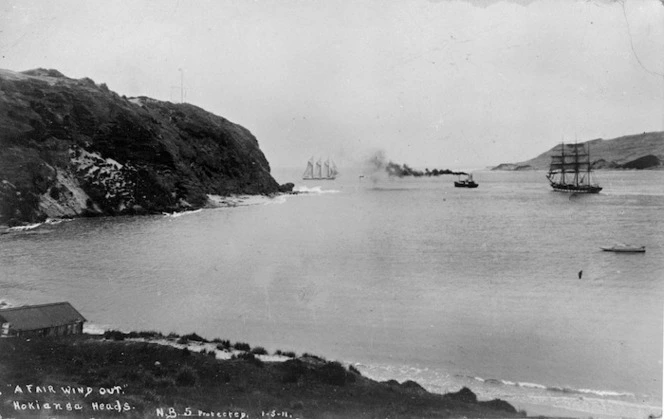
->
[[0, 302, 86, 331]]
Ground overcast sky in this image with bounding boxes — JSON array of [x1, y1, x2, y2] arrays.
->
[[1, 0, 662, 169]]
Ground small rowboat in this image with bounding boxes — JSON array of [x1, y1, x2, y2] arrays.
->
[[600, 244, 646, 253]]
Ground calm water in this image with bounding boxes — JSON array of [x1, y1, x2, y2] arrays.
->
[[1, 169, 662, 418]]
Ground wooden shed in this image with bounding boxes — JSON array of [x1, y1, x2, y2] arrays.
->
[[0, 302, 86, 338]]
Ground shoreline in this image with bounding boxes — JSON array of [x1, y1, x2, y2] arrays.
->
[[92, 330, 662, 419], [0, 331, 525, 419], [0, 310, 658, 419], [0, 192, 295, 231], [357, 363, 661, 419], [1, 186, 340, 231]]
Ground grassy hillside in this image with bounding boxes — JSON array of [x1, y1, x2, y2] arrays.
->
[[493, 131, 664, 170], [0, 333, 523, 419]]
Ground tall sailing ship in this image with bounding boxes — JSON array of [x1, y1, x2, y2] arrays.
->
[[546, 142, 602, 193], [303, 157, 338, 180]]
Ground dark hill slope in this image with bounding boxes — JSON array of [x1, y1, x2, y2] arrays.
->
[[492, 131, 664, 170], [0, 68, 280, 225]]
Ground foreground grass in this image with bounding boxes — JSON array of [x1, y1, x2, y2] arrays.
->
[[0, 334, 524, 418]]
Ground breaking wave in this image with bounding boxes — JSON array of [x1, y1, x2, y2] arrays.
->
[[3, 218, 73, 234], [361, 363, 653, 418], [8, 223, 43, 231], [470, 375, 636, 398], [293, 185, 341, 194], [163, 209, 203, 218], [45, 218, 72, 225]]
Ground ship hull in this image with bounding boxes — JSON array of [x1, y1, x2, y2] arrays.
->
[[600, 246, 645, 253], [549, 183, 602, 193], [454, 181, 478, 188]]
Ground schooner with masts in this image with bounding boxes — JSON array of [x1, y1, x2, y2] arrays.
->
[[303, 157, 338, 180]]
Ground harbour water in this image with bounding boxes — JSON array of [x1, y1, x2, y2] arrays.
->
[[1, 169, 662, 418]]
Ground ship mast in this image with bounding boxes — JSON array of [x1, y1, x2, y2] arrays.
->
[[574, 143, 580, 187], [587, 142, 591, 186], [560, 142, 566, 185]]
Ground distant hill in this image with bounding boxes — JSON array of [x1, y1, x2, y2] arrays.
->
[[492, 131, 664, 171], [0, 68, 284, 226]]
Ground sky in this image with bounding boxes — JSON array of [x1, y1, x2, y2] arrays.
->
[[1, 0, 662, 170]]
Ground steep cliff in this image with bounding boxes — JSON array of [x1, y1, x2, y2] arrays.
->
[[0, 68, 281, 226], [492, 131, 664, 171]]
